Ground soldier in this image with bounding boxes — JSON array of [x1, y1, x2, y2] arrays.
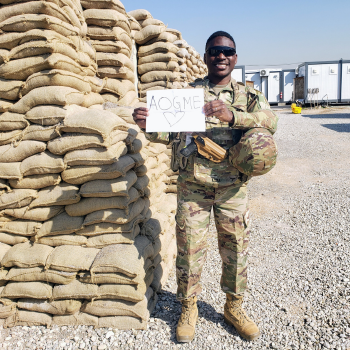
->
[[132, 31, 278, 343]]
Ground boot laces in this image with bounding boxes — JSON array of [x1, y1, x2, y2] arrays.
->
[[180, 299, 195, 325], [228, 300, 249, 326]]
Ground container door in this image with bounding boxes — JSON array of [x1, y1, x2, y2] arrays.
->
[[261, 76, 268, 99]]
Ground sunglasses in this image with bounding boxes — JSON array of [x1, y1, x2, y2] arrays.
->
[[206, 46, 236, 57]]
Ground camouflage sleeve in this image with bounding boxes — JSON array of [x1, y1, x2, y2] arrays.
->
[[144, 131, 176, 145], [229, 91, 279, 134]]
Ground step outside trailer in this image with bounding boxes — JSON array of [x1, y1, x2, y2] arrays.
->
[[296, 59, 350, 104], [231, 65, 245, 84]]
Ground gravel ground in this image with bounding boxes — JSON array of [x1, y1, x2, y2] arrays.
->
[[1, 107, 350, 350]]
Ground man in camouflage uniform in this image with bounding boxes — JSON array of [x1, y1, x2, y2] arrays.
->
[[133, 31, 278, 343]]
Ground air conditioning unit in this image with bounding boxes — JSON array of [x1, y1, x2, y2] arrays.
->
[[295, 67, 299, 75], [260, 69, 269, 77]]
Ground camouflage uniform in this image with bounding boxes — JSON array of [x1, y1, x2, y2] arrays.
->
[[146, 77, 278, 300]]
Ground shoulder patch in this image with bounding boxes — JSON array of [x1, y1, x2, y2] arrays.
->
[[237, 81, 245, 87]]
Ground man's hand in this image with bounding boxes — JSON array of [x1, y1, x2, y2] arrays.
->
[[132, 107, 149, 129], [203, 100, 234, 123]]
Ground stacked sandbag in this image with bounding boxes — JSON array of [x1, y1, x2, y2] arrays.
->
[[173, 40, 207, 83], [0, 0, 102, 117], [127, 9, 184, 103], [82, 0, 138, 106], [0, 105, 160, 329]]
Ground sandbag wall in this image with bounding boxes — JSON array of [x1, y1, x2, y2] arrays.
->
[[81, 0, 139, 107]]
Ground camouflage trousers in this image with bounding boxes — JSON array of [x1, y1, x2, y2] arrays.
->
[[175, 175, 250, 300]]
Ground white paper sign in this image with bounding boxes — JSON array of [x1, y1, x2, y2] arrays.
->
[[146, 88, 205, 132]]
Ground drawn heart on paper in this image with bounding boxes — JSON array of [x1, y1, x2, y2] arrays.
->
[[163, 111, 186, 127]]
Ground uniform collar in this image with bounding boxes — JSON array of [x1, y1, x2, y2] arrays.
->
[[203, 76, 238, 93]]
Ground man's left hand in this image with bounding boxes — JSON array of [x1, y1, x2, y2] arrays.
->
[[203, 100, 234, 123]]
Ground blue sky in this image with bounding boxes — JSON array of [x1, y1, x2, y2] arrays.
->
[[125, 0, 350, 70]]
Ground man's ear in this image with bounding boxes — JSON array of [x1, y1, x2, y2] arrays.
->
[[204, 53, 207, 64]]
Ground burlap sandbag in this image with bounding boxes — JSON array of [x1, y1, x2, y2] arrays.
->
[[96, 52, 133, 70], [0, 232, 28, 245], [133, 175, 149, 196], [1, 241, 53, 268], [75, 214, 143, 236], [36, 234, 87, 247], [89, 40, 130, 56], [61, 155, 135, 185], [0, 112, 27, 131], [87, 26, 132, 49], [60, 108, 128, 139], [9, 41, 92, 68], [138, 81, 179, 92], [22, 125, 59, 142], [138, 61, 179, 75], [0, 79, 23, 101], [0, 129, 23, 146], [9, 174, 61, 190], [0, 99, 13, 114], [117, 90, 138, 107], [128, 153, 146, 168], [1, 281, 52, 299], [141, 71, 180, 83], [17, 299, 81, 315], [96, 283, 145, 302], [20, 151, 65, 176], [0, 14, 80, 37], [63, 141, 127, 167], [98, 315, 146, 330], [138, 52, 178, 66], [97, 66, 135, 82], [134, 164, 147, 177], [0, 189, 37, 210], [5, 267, 76, 285], [134, 25, 165, 45], [5, 310, 52, 327], [3, 205, 64, 221], [46, 246, 100, 272], [127, 9, 152, 21], [10, 86, 85, 114], [83, 197, 145, 226], [53, 279, 98, 299], [0, 242, 11, 261], [0, 299, 16, 319], [84, 9, 130, 32], [26, 105, 67, 126], [29, 184, 79, 208], [79, 170, 137, 198], [101, 78, 135, 99], [53, 312, 98, 326], [81, 0, 125, 12], [0, 141, 46, 163], [138, 42, 178, 57], [0, 49, 9, 64], [0, 53, 95, 81], [22, 69, 93, 96], [0, 220, 41, 236], [85, 230, 137, 248], [146, 32, 178, 45], [82, 294, 148, 318], [80, 92, 105, 108], [36, 211, 84, 238], [139, 18, 164, 28]]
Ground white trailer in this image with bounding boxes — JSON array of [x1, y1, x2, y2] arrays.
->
[[245, 70, 262, 92], [281, 69, 296, 103], [231, 65, 245, 83], [297, 60, 350, 104]]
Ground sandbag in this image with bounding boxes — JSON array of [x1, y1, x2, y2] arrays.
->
[[83, 9, 130, 33], [138, 42, 178, 57], [0, 112, 28, 131], [0, 242, 11, 261], [17, 299, 81, 315], [80, 92, 105, 108], [5, 267, 76, 285], [75, 214, 143, 236], [29, 183, 80, 208], [0, 79, 23, 101], [141, 71, 180, 83], [81, 0, 126, 12], [85, 231, 135, 248], [79, 170, 137, 198], [146, 32, 178, 45], [22, 124, 59, 142], [98, 66, 134, 82], [26, 105, 67, 125], [52, 279, 98, 299], [117, 91, 138, 107], [127, 9, 152, 21], [0, 49, 9, 65], [101, 78, 135, 99], [22, 69, 92, 96], [138, 61, 179, 75], [96, 52, 133, 70], [9, 174, 61, 190], [0, 232, 28, 245], [96, 283, 146, 303], [36, 211, 84, 238], [0, 189, 37, 210], [83, 197, 145, 226], [46, 246, 100, 272], [89, 40, 130, 56], [53, 312, 98, 326], [0, 129, 23, 146], [10, 86, 85, 114], [36, 234, 87, 247], [0, 53, 95, 81], [20, 151, 65, 176], [0, 141, 46, 163], [3, 205, 64, 221], [61, 155, 135, 185], [63, 141, 127, 167], [0, 14, 80, 37], [87, 26, 132, 48], [0, 99, 13, 113], [138, 52, 178, 65], [134, 25, 166, 45], [1, 242, 53, 268], [0, 220, 41, 236]]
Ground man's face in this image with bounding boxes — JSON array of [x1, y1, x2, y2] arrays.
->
[[204, 36, 237, 81]]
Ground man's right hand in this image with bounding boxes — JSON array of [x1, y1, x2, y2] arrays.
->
[[132, 107, 149, 130]]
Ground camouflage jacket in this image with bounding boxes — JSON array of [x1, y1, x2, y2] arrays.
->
[[145, 77, 278, 188]]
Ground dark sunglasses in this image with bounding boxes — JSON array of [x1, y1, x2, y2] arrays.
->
[[206, 46, 236, 57]]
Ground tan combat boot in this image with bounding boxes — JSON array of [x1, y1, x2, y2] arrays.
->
[[224, 294, 260, 341], [176, 296, 198, 343]]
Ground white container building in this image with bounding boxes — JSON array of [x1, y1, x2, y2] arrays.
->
[[231, 65, 245, 84], [297, 60, 350, 103]]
